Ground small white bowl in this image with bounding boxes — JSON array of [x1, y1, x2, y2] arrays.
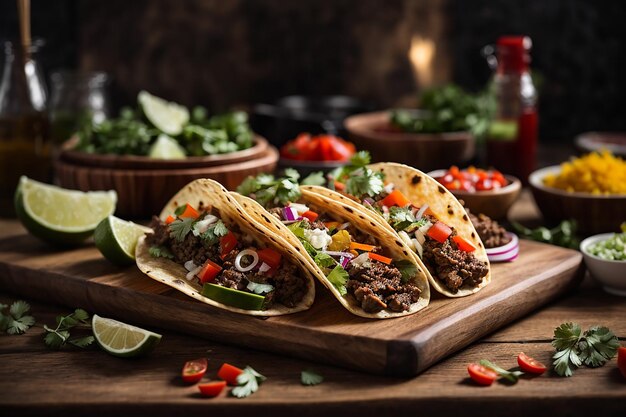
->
[[580, 233, 626, 296]]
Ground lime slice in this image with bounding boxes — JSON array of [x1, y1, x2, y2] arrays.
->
[[15, 176, 117, 245], [148, 134, 187, 159], [94, 216, 151, 266], [138, 91, 189, 136], [201, 283, 266, 311], [92, 314, 161, 358]]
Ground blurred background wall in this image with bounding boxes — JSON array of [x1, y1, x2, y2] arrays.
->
[[1, 0, 625, 142]]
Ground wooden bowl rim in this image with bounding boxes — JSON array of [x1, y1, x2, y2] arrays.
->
[[60, 134, 269, 169], [427, 170, 521, 197], [344, 111, 473, 141], [529, 165, 626, 199]]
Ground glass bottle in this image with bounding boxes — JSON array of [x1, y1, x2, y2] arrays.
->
[[49, 71, 110, 145], [0, 40, 51, 216], [486, 36, 538, 183]]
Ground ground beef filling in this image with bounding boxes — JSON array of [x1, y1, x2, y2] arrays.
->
[[347, 261, 421, 314], [145, 217, 307, 309], [422, 238, 489, 293], [469, 213, 511, 249]]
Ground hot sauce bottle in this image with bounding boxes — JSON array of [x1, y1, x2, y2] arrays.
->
[[486, 36, 538, 183]]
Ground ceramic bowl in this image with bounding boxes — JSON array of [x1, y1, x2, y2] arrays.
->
[[529, 165, 626, 234], [427, 170, 521, 219], [580, 233, 626, 296], [344, 111, 475, 172]]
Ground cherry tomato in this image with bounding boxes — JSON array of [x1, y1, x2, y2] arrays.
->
[[217, 363, 243, 385], [467, 363, 498, 386], [198, 381, 227, 397], [618, 347, 626, 379], [182, 358, 208, 383], [517, 352, 547, 375]]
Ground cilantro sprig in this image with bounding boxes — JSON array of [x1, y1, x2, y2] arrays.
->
[[169, 217, 196, 242], [200, 220, 229, 245], [231, 366, 266, 398], [328, 151, 384, 198], [301, 369, 324, 386], [552, 323, 619, 377], [0, 300, 35, 335], [43, 309, 95, 349]]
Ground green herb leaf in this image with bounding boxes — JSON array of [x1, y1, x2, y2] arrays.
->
[[231, 366, 266, 398], [68, 336, 95, 348], [512, 220, 579, 249], [213, 220, 229, 237], [314, 252, 338, 269], [169, 217, 195, 242], [326, 265, 349, 296], [350, 151, 371, 168], [9, 300, 30, 319], [301, 369, 324, 386], [301, 171, 326, 186], [43, 309, 93, 350], [1, 300, 35, 335], [345, 168, 384, 198], [580, 326, 619, 367], [149, 245, 174, 259], [479, 359, 523, 383], [395, 259, 418, 283], [236, 173, 301, 209]]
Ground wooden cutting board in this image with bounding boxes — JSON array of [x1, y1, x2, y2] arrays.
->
[[0, 220, 584, 376]]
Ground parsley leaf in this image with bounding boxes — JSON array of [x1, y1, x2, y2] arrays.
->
[[169, 217, 195, 242], [301, 369, 324, 386], [350, 150, 371, 167], [580, 326, 620, 367], [395, 259, 418, 283], [149, 245, 174, 259], [0, 300, 35, 335], [479, 359, 523, 383], [326, 265, 349, 296], [231, 366, 266, 398], [301, 171, 326, 186], [43, 308, 94, 350]]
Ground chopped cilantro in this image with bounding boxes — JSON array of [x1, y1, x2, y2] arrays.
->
[[552, 323, 619, 376], [395, 259, 418, 283], [149, 245, 174, 259], [201, 220, 229, 245], [301, 369, 324, 386], [169, 217, 195, 242], [326, 265, 349, 296], [236, 172, 302, 209], [301, 171, 326, 186]]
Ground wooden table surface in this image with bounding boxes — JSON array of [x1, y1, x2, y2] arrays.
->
[[1, 190, 625, 417]]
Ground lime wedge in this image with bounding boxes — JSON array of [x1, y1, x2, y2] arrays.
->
[[201, 283, 266, 310], [148, 134, 187, 159], [94, 216, 151, 266], [15, 176, 117, 245], [138, 91, 189, 136], [92, 314, 161, 358]]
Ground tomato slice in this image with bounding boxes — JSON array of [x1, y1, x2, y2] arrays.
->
[[165, 215, 175, 225], [182, 358, 208, 383], [198, 381, 227, 397], [618, 347, 626, 379], [178, 203, 200, 220], [257, 248, 282, 270], [452, 235, 476, 252], [467, 363, 498, 386], [217, 363, 244, 385], [198, 259, 222, 283], [220, 232, 238, 259], [426, 221, 452, 243], [301, 210, 319, 222], [380, 190, 411, 208], [517, 352, 547, 375], [368, 252, 392, 265]]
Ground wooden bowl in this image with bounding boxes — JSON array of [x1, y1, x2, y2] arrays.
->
[[529, 166, 626, 235], [55, 147, 279, 219], [344, 111, 475, 171], [60, 135, 269, 169], [428, 170, 521, 219]]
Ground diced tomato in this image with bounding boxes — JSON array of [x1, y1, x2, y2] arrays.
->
[[350, 242, 376, 252], [517, 353, 547, 375], [368, 252, 392, 265], [217, 363, 244, 385], [178, 204, 200, 220], [301, 210, 319, 222], [219, 232, 238, 259], [165, 215, 175, 225], [257, 248, 282, 270], [475, 178, 493, 191], [426, 221, 452, 243], [467, 363, 498, 386], [618, 347, 626, 379], [182, 358, 208, 384], [324, 221, 340, 230], [452, 235, 476, 252], [380, 190, 411, 208], [198, 381, 227, 397], [198, 259, 222, 283], [334, 181, 345, 191]]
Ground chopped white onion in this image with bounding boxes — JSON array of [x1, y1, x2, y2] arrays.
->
[[289, 203, 309, 215], [258, 262, 271, 273], [235, 249, 259, 272], [412, 238, 423, 258], [398, 231, 413, 249], [192, 215, 218, 236], [184, 260, 197, 272], [384, 183, 395, 194], [186, 265, 203, 281], [414, 229, 426, 246], [350, 252, 370, 267], [247, 281, 274, 294], [418, 221, 433, 236], [415, 204, 429, 220]]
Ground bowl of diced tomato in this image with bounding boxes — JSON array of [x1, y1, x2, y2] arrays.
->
[[279, 133, 356, 175], [428, 166, 521, 219]]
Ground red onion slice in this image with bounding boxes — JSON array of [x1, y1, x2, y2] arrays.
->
[[485, 233, 519, 256]]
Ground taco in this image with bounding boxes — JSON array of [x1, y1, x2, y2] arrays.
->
[[234, 173, 430, 319], [135, 179, 316, 316], [303, 159, 491, 297]]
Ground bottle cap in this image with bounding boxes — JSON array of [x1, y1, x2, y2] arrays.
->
[[497, 36, 532, 73]]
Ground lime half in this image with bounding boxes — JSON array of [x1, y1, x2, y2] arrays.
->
[[138, 91, 189, 136], [15, 176, 117, 245], [148, 134, 187, 159], [95, 216, 151, 266], [92, 314, 162, 358]]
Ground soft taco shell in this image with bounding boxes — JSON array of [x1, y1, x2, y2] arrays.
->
[[231, 190, 430, 319], [302, 163, 491, 297], [135, 179, 316, 316]]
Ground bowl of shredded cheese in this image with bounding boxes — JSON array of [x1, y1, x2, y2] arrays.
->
[[529, 151, 626, 235]]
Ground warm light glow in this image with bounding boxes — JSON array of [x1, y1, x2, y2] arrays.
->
[[408, 35, 435, 88]]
